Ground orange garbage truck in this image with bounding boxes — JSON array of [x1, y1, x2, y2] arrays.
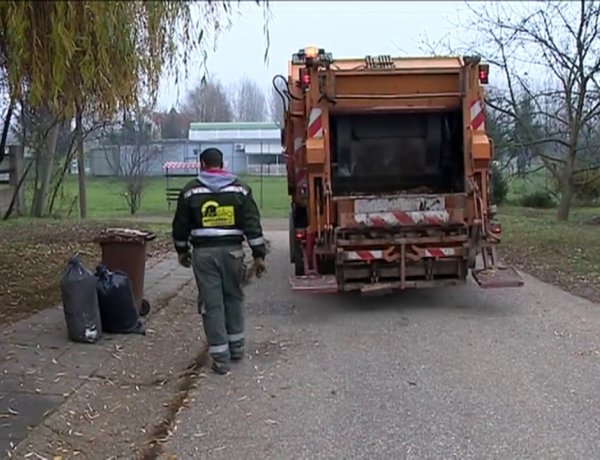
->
[[273, 46, 523, 295]]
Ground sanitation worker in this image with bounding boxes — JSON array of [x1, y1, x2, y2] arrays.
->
[[171, 148, 267, 375]]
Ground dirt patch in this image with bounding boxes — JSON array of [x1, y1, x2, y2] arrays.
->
[[0, 219, 173, 326]]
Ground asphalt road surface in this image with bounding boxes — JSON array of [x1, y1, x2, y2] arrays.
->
[[163, 230, 600, 459]]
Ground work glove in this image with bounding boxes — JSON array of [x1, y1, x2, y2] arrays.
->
[[178, 251, 192, 268], [253, 257, 267, 278]]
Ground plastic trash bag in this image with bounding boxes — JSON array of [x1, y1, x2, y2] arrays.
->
[[95, 265, 145, 335], [60, 256, 102, 343]]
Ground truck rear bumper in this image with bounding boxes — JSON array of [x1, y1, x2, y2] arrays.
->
[[289, 274, 465, 296], [289, 267, 524, 295]]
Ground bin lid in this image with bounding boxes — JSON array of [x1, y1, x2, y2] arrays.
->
[[95, 227, 157, 244]]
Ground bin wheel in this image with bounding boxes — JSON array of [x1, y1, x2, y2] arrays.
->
[[140, 299, 151, 317]]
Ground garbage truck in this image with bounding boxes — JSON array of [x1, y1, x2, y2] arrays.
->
[[272, 46, 523, 295]]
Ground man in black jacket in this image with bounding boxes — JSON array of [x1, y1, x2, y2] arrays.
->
[[172, 148, 267, 375]]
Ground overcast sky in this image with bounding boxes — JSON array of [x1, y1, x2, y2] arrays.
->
[[156, 1, 472, 110]]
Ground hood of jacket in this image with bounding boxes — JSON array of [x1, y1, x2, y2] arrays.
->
[[197, 169, 238, 193]]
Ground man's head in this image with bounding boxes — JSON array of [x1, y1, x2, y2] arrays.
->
[[200, 148, 224, 170]]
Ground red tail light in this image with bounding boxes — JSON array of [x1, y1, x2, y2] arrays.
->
[[295, 230, 306, 241], [302, 73, 310, 86], [488, 222, 502, 235], [479, 64, 489, 84]]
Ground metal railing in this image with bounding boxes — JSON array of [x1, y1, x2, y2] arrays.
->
[[246, 164, 286, 176]]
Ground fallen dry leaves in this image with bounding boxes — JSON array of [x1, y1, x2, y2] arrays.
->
[[0, 220, 173, 326]]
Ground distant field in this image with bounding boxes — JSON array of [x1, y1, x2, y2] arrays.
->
[[44, 175, 290, 219]]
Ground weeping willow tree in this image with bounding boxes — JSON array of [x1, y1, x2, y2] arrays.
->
[[0, 1, 268, 217]]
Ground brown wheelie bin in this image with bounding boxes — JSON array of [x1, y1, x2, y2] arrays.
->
[[95, 228, 156, 316]]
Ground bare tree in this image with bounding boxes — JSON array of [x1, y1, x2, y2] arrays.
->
[[180, 78, 233, 122], [160, 107, 189, 139], [231, 77, 268, 122], [269, 85, 285, 125], [461, 0, 600, 221], [104, 109, 160, 215]]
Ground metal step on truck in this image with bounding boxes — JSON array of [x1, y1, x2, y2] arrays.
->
[[273, 46, 523, 296]]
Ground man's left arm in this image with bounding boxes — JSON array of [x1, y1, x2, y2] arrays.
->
[[172, 191, 192, 255], [240, 187, 267, 260]]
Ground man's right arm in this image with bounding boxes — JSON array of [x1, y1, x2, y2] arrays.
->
[[172, 191, 192, 254]]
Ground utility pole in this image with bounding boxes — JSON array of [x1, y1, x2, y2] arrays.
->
[[259, 140, 264, 208]]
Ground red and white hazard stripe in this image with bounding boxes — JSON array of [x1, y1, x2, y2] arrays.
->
[[343, 247, 461, 261], [343, 250, 385, 261], [307, 108, 323, 138], [470, 99, 485, 132], [163, 161, 200, 170], [353, 210, 449, 227], [423, 247, 460, 258], [293, 137, 307, 188]]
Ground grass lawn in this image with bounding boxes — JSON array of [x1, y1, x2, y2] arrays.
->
[[498, 205, 600, 302], [40, 175, 290, 219], [504, 169, 554, 204]]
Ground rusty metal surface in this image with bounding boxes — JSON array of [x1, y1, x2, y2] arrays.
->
[[289, 275, 339, 294], [354, 195, 447, 213], [472, 267, 524, 289], [341, 278, 466, 294]]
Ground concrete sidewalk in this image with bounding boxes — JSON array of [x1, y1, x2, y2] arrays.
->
[[0, 256, 194, 456]]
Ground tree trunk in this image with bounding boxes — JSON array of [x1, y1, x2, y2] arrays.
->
[[75, 105, 87, 219], [0, 100, 15, 164], [556, 153, 576, 222], [31, 111, 60, 217], [48, 137, 77, 215], [3, 159, 32, 220], [8, 145, 26, 215]]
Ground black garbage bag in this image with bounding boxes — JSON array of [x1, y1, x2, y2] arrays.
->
[[60, 256, 102, 343], [95, 265, 145, 335]]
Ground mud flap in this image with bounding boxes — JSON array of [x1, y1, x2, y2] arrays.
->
[[472, 266, 524, 288], [289, 275, 339, 294]]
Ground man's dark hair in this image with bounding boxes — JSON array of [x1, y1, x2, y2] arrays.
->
[[200, 148, 224, 168]]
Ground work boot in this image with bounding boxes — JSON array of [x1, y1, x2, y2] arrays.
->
[[211, 359, 230, 375], [230, 346, 245, 362]]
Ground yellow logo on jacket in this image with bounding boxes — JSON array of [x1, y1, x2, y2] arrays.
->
[[201, 200, 235, 227]]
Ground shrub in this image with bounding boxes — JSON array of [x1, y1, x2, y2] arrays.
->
[[490, 164, 508, 205], [520, 190, 556, 209], [573, 169, 600, 205]]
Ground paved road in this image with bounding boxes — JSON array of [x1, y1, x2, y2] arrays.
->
[[163, 231, 600, 459]]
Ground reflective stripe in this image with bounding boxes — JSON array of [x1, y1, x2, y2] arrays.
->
[[191, 228, 244, 237], [208, 343, 229, 354], [183, 187, 212, 199], [173, 240, 189, 248], [248, 236, 265, 247], [183, 185, 249, 199], [221, 185, 249, 196], [228, 333, 244, 342]]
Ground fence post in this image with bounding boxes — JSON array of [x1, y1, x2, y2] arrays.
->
[[8, 144, 25, 215]]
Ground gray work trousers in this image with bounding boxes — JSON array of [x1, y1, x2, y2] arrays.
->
[[192, 245, 246, 363]]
